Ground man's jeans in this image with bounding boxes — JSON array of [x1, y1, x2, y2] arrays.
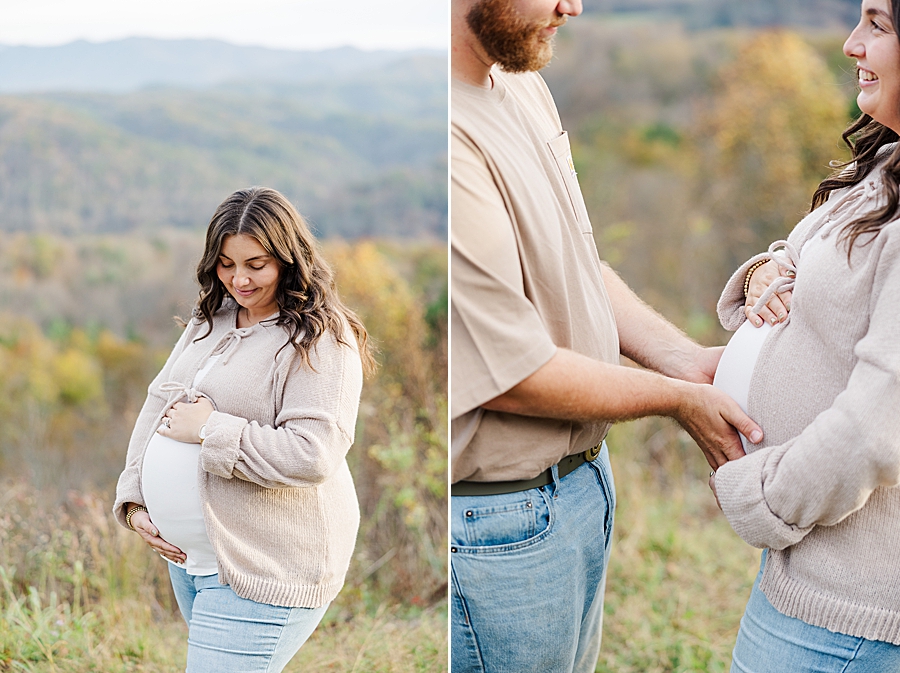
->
[[731, 550, 900, 673], [450, 443, 616, 673]]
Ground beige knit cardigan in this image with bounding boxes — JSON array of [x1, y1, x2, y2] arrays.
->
[[114, 301, 363, 608], [715, 155, 900, 644]]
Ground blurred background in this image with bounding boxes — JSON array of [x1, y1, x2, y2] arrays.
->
[[0, 2, 447, 671], [540, 0, 860, 670]]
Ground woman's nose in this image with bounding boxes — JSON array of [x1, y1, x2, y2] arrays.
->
[[844, 26, 864, 59]]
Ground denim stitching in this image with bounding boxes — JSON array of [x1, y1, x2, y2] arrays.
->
[[838, 637, 865, 673], [451, 487, 555, 555], [450, 562, 487, 672], [263, 606, 292, 673], [587, 457, 614, 549]]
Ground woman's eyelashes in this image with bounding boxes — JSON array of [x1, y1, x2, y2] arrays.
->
[[219, 260, 267, 271]]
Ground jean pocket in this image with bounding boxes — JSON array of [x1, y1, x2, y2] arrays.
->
[[453, 488, 553, 553], [589, 450, 616, 548]]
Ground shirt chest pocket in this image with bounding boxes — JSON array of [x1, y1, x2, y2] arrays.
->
[[548, 131, 592, 234]]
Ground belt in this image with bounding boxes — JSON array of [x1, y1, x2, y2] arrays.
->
[[451, 444, 602, 497]]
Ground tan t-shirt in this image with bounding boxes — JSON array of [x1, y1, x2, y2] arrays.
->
[[451, 68, 620, 483]]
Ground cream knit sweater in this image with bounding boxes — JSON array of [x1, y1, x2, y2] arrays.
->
[[114, 301, 363, 608], [715, 155, 900, 644]]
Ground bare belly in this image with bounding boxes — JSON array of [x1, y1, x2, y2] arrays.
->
[[141, 430, 218, 575], [714, 320, 772, 451]]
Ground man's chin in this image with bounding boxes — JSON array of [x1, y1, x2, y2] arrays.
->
[[494, 42, 554, 73]]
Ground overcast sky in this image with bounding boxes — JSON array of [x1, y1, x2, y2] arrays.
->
[[0, 0, 448, 51]]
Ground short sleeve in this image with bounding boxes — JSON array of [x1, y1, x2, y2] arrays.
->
[[450, 130, 557, 418]]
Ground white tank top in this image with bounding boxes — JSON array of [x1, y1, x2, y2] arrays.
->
[[714, 321, 772, 452], [141, 356, 219, 575]]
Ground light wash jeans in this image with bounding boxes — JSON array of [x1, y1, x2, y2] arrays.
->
[[731, 550, 900, 673], [168, 565, 329, 673], [450, 443, 616, 673]]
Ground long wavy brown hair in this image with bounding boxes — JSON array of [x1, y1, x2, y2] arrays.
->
[[194, 187, 375, 374], [810, 0, 900, 253]]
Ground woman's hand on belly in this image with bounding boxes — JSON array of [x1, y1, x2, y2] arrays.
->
[[129, 508, 187, 564], [745, 259, 793, 327], [159, 397, 213, 444]]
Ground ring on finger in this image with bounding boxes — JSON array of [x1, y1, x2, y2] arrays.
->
[[163, 417, 171, 429]]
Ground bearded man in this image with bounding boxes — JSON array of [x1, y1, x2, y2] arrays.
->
[[450, 1, 764, 671]]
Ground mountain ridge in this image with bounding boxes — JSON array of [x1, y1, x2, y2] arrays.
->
[[0, 37, 445, 93], [0, 42, 447, 239]]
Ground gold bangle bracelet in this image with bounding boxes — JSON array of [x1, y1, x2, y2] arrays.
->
[[126, 505, 148, 530], [743, 259, 770, 297]]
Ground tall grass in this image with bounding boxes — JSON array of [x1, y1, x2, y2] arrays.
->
[[598, 418, 761, 673], [0, 478, 447, 672]]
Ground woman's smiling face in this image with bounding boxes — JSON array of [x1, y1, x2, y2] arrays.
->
[[845, 0, 900, 133], [217, 233, 281, 322]]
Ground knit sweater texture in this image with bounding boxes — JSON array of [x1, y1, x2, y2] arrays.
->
[[114, 301, 363, 608], [715, 153, 900, 644]]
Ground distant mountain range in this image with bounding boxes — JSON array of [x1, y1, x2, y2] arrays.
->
[[0, 38, 444, 93], [0, 39, 447, 239], [582, 0, 858, 29]]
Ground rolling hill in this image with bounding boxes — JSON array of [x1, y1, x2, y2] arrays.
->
[[0, 40, 447, 239]]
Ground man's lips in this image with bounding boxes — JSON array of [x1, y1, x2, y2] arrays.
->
[[543, 17, 566, 38]]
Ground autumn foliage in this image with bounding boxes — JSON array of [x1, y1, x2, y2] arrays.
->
[[0, 236, 447, 647]]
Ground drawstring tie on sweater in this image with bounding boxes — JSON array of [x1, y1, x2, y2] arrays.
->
[[212, 327, 252, 365], [158, 327, 251, 405], [749, 240, 799, 320], [820, 177, 885, 240], [158, 381, 213, 407]]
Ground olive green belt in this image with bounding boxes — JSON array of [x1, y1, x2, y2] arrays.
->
[[451, 444, 602, 497]]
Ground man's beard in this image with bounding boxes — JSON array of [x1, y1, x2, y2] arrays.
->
[[465, 0, 565, 73]]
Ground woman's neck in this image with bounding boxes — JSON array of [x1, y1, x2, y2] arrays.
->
[[236, 305, 277, 328]]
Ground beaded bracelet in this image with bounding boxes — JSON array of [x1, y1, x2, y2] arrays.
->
[[126, 505, 149, 530], [743, 258, 770, 297]]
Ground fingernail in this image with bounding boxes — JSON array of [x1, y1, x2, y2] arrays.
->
[[778, 313, 785, 320], [151, 529, 158, 537], [754, 318, 762, 327], [749, 430, 762, 443]]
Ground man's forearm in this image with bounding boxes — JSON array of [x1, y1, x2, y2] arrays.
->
[[482, 348, 687, 422], [483, 347, 762, 468]]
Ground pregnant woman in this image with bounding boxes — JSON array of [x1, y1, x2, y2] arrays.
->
[[113, 187, 373, 671], [710, 1, 900, 670]]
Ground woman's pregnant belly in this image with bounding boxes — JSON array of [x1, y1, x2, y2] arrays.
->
[[713, 320, 772, 451], [141, 429, 218, 575]]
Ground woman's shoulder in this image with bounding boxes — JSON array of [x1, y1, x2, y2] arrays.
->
[[185, 299, 238, 330], [875, 216, 900, 250], [277, 321, 361, 373]]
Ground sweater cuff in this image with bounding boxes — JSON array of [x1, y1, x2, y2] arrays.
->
[[717, 253, 770, 331], [113, 477, 144, 529], [199, 410, 247, 479], [715, 449, 813, 550]]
